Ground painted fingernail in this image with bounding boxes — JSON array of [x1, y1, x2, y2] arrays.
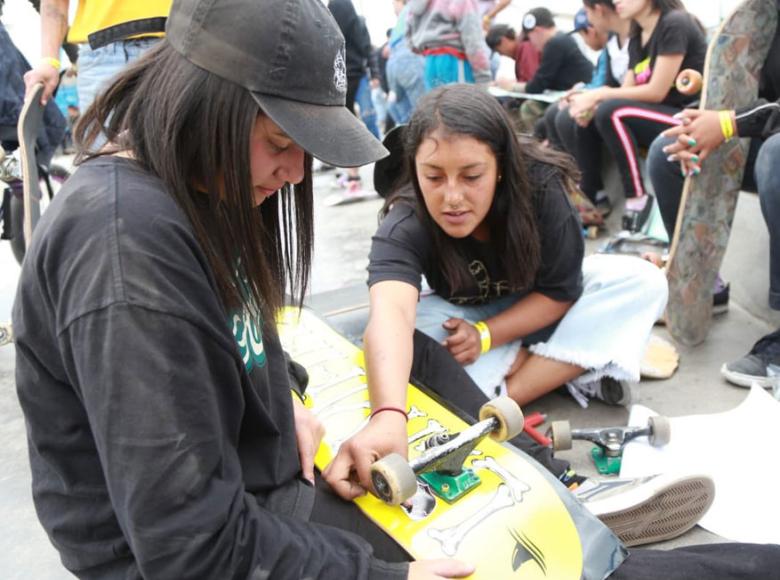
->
[[691, 155, 700, 163], [688, 138, 697, 147], [693, 166, 701, 175]]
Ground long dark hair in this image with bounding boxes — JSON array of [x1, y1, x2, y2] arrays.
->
[[394, 84, 579, 294], [74, 41, 313, 327]]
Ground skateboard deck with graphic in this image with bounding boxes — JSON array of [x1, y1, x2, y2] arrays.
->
[[17, 83, 45, 249], [277, 307, 620, 579], [665, 0, 778, 346]]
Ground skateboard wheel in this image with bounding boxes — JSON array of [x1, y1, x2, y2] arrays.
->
[[550, 421, 572, 451], [478, 396, 524, 442], [675, 69, 702, 96], [370, 453, 417, 505], [648, 415, 671, 447]]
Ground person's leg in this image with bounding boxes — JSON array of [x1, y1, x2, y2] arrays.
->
[[612, 543, 780, 580], [519, 254, 668, 406], [542, 101, 563, 147], [593, 99, 680, 199], [755, 133, 780, 310], [356, 75, 380, 139], [310, 473, 411, 563], [571, 120, 606, 204], [647, 134, 686, 239]]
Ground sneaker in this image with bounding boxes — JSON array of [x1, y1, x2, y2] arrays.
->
[[575, 473, 715, 547], [720, 332, 780, 388], [622, 195, 654, 233], [712, 276, 730, 315], [569, 376, 635, 407]]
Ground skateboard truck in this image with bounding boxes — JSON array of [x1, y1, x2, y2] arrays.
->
[[548, 416, 671, 475], [370, 397, 525, 505]]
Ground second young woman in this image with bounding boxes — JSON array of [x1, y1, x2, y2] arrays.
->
[[567, 0, 706, 232]]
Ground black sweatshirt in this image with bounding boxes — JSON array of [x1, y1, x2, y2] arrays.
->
[[13, 156, 406, 580]]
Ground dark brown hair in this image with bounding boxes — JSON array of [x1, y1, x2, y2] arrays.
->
[[388, 84, 580, 294], [74, 41, 313, 326]]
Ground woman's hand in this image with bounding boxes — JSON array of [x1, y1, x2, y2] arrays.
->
[[442, 318, 481, 365], [323, 411, 408, 500], [661, 109, 734, 176], [292, 396, 325, 485], [409, 559, 476, 579], [568, 90, 599, 127]]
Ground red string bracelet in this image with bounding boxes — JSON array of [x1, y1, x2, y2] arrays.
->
[[369, 406, 409, 422]]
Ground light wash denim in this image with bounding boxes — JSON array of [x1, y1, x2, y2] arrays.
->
[[77, 38, 159, 113], [416, 254, 668, 401], [386, 51, 425, 124], [355, 75, 380, 139]]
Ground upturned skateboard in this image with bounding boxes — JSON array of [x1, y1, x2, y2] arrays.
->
[[549, 416, 671, 475], [665, 0, 778, 346], [277, 307, 621, 578], [17, 83, 45, 251]]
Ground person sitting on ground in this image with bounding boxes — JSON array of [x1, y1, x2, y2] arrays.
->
[[646, 2, 780, 382], [492, 7, 594, 133], [325, 84, 780, 580], [358, 84, 668, 411], [566, 0, 706, 233], [406, 0, 492, 90]]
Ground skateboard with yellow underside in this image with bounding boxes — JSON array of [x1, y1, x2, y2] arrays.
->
[[277, 307, 590, 579]]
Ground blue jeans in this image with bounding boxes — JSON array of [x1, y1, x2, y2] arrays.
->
[[355, 75, 380, 139], [648, 133, 780, 309], [77, 38, 159, 112], [386, 53, 425, 124]]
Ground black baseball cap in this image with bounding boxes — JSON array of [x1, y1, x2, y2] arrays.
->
[[166, 0, 388, 168]]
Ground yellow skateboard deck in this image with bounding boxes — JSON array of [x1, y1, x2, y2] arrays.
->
[[277, 307, 584, 578]]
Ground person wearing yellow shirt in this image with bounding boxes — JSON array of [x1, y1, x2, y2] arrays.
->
[[24, 0, 171, 114]]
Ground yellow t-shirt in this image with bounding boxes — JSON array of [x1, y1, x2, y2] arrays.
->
[[67, 0, 173, 44]]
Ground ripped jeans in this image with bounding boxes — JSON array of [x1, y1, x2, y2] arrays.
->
[[416, 254, 668, 401]]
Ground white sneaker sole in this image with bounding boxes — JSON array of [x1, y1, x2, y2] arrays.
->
[[586, 474, 715, 547], [720, 364, 774, 388]]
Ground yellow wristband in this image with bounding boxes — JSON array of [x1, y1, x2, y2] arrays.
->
[[41, 57, 61, 70], [473, 321, 492, 354], [719, 110, 734, 141]]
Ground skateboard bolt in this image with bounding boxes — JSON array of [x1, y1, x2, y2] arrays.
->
[[442, 484, 450, 492]]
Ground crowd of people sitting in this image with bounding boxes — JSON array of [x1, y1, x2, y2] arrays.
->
[[3, 0, 780, 578]]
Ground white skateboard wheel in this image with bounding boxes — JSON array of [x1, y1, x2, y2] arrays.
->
[[648, 415, 671, 447], [550, 420, 573, 451], [371, 453, 417, 505], [478, 396, 524, 442]]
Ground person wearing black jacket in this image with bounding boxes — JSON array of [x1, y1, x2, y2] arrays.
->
[[647, 1, 780, 389]]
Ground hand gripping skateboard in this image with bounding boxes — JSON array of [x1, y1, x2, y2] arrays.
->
[[17, 83, 45, 250], [665, 0, 778, 346], [549, 416, 671, 475], [277, 307, 624, 578]]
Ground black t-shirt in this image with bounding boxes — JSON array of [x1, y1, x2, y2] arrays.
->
[[628, 10, 706, 107], [368, 161, 585, 305], [526, 32, 594, 94], [12, 156, 404, 580]]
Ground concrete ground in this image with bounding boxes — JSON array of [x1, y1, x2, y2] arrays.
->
[[0, 161, 775, 578]]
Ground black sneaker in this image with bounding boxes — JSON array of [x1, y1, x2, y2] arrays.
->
[[570, 376, 635, 406], [622, 195, 654, 233], [712, 278, 730, 315], [721, 331, 780, 388]]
